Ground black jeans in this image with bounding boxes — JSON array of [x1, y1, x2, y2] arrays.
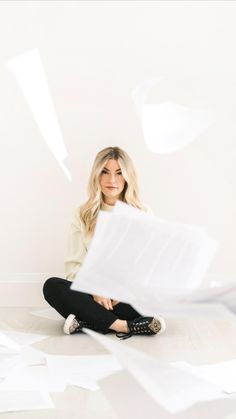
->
[[43, 277, 141, 333]]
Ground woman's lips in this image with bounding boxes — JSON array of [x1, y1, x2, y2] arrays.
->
[[106, 186, 118, 189]]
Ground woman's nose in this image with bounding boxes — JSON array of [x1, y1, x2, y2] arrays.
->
[[108, 173, 116, 183]]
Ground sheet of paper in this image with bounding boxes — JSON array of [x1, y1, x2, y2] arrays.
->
[[0, 330, 48, 349], [46, 353, 122, 392], [173, 359, 236, 394], [72, 202, 218, 314], [132, 78, 161, 118], [84, 329, 227, 413], [142, 102, 214, 154], [0, 364, 68, 392], [0, 390, 54, 413], [68, 363, 125, 391], [68, 374, 99, 391], [183, 281, 236, 313], [31, 308, 63, 321], [0, 331, 21, 352], [46, 353, 122, 374], [8, 48, 71, 181], [0, 354, 22, 378], [20, 346, 46, 366], [99, 370, 236, 419]]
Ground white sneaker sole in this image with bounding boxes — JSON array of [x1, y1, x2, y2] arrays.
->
[[63, 313, 76, 335], [156, 315, 166, 335]]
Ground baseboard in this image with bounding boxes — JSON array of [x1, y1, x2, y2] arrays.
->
[[0, 272, 233, 307], [0, 273, 64, 307]]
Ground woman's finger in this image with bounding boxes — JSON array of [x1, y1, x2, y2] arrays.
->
[[103, 300, 110, 310]]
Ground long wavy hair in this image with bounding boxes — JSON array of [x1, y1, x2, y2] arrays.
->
[[80, 146, 146, 235]]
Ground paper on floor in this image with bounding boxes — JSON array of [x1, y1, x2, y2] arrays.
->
[[31, 308, 63, 321], [0, 364, 68, 392], [173, 359, 236, 394], [0, 354, 22, 378], [0, 331, 21, 352], [46, 353, 121, 371], [0, 390, 54, 413], [85, 329, 228, 413], [46, 354, 123, 391], [0, 330, 48, 351], [68, 373, 100, 391], [20, 346, 46, 366]]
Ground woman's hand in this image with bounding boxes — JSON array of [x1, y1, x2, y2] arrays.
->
[[93, 295, 113, 310], [111, 299, 120, 307]]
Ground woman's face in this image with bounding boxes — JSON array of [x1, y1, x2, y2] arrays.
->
[[99, 159, 126, 205]]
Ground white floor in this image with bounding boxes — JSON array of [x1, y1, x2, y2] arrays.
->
[[1, 304, 236, 419]]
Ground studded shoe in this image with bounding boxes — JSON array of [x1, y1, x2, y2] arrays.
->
[[116, 316, 166, 340], [63, 314, 93, 335]]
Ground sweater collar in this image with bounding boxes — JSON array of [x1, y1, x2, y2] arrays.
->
[[101, 200, 116, 211]]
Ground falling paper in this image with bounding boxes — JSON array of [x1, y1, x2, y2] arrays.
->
[[71, 201, 218, 314], [132, 78, 162, 118], [8, 48, 71, 181], [142, 102, 214, 154], [99, 370, 236, 419], [132, 79, 214, 153], [85, 329, 227, 413]]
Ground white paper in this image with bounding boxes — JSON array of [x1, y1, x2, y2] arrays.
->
[[20, 346, 46, 366], [0, 390, 54, 413], [132, 78, 162, 118], [0, 331, 21, 352], [0, 364, 68, 392], [31, 308, 63, 321], [174, 359, 236, 394], [46, 354, 122, 391], [0, 330, 48, 350], [0, 354, 22, 378], [8, 48, 71, 181], [183, 281, 236, 312], [68, 374, 100, 391], [142, 102, 214, 154], [85, 329, 227, 413], [71, 202, 218, 314], [46, 353, 122, 374]]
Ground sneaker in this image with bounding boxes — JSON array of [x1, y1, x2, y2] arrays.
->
[[63, 314, 85, 335], [116, 316, 166, 340]]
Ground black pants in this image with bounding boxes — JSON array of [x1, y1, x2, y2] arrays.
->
[[43, 277, 141, 333]]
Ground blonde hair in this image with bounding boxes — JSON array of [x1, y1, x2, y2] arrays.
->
[[80, 146, 146, 235]]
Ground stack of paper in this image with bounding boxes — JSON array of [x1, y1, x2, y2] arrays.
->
[[71, 201, 219, 315]]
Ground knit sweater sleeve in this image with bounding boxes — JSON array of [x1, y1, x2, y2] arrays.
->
[[64, 207, 87, 281]]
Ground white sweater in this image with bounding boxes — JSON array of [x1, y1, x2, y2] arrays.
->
[[64, 201, 153, 281]]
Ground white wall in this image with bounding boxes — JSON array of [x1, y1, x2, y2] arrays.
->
[[0, 0, 235, 283]]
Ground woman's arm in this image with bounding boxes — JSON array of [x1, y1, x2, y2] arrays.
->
[[64, 208, 87, 281]]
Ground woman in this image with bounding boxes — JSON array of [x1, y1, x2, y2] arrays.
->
[[43, 146, 166, 339]]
